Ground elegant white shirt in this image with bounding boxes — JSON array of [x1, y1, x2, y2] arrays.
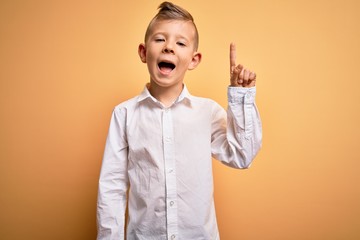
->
[[97, 84, 262, 240]]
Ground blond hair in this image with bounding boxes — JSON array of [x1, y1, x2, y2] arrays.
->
[[144, 1, 199, 50]]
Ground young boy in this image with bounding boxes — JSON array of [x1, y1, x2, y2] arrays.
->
[[97, 2, 262, 240]]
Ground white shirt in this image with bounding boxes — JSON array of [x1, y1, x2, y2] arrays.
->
[[97, 85, 262, 240]]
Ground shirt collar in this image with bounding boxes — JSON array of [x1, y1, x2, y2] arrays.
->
[[137, 83, 192, 106]]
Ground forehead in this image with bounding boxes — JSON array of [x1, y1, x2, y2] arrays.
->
[[148, 19, 196, 39]]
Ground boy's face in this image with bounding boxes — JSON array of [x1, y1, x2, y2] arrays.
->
[[138, 20, 201, 89]]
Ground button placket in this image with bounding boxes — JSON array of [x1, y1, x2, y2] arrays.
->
[[162, 108, 178, 240]]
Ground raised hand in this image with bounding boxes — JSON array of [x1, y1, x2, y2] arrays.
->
[[230, 43, 256, 87]]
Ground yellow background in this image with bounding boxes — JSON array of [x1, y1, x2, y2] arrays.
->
[[1, 0, 360, 239]]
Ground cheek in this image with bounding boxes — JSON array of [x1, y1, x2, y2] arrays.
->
[[146, 52, 156, 65]]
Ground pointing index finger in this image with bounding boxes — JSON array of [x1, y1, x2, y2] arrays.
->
[[230, 42, 236, 70]]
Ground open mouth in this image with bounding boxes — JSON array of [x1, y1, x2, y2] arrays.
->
[[158, 62, 176, 74]]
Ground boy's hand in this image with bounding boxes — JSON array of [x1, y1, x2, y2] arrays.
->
[[230, 43, 256, 87]]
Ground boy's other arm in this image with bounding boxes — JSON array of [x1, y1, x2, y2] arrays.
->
[[97, 107, 129, 240], [211, 43, 262, 168]]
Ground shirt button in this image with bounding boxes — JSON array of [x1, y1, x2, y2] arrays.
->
[[166, 137, 171, 142], [170, 201, 174, 206], [171, 234, 176, 239], [168, 168, 173, 173]]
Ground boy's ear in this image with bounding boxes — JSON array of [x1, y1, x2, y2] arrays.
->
[[138, 43, 147, 63], [188, 52, 202, 70]]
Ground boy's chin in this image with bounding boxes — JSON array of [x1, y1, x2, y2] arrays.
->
[[150, 78, 183, 88]]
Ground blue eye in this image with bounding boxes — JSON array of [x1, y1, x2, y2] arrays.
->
[[155, 38, 165, 42], [177, 42, 186, 47]]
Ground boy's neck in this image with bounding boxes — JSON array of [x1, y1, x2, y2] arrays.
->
[[148, 82, 184, 108]]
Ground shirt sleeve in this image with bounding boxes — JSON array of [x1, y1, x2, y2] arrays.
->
[[97, 107, 129, 240], [211, 86, 262, 168]]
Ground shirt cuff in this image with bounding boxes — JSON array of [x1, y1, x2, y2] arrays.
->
[[228, 86, 256, 104]]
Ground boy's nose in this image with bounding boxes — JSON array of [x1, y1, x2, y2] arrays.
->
[[162, 45, 174, 54]]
